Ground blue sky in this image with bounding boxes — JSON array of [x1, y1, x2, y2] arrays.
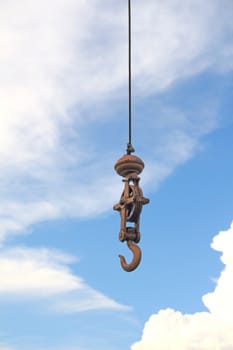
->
[[0, 0, 233, 349]]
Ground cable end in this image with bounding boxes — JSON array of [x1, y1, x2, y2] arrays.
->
[[126, 143, 135, 155]]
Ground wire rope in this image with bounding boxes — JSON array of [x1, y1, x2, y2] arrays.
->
[[127, 0, 135, 154]]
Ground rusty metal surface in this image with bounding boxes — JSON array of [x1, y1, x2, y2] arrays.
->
[[114, 154, 149, 272], [114, 154, 144, 177], [118, 240, 142, 272]]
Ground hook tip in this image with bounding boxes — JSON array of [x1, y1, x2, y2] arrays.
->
[[118, 241, 142, 272]]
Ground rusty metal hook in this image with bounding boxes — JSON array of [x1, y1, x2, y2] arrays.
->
[[118, 240, 142, 272]]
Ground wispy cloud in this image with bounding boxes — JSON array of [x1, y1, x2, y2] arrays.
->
[[53, 289, 130, 313], [0, 246, 128, 312], [132, 0, 233, 92], [131, 222, 233, 349]]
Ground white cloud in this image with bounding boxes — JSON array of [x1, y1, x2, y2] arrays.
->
[[0, 201, 59, 243], [53, 289, 130, 313], [132, 309, 233, 350], [203, 223, 233, 323], [132, 0, 233, 93], [0, 0, 232, 241], [0, 246, 128, 312], [131, 222, 233, 350], [0, 247, 80, 295]]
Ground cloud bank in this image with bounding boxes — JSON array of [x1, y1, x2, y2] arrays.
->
[[131, 222, 233, 350]]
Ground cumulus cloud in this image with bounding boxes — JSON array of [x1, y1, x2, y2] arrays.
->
[[203, 223, 233, 323], [131, 222, 233, 350], [0, 0, 232, 242], [0, 246, 128, 312]]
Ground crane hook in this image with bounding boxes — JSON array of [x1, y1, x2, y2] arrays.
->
[[119, 240, 142, 272]]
